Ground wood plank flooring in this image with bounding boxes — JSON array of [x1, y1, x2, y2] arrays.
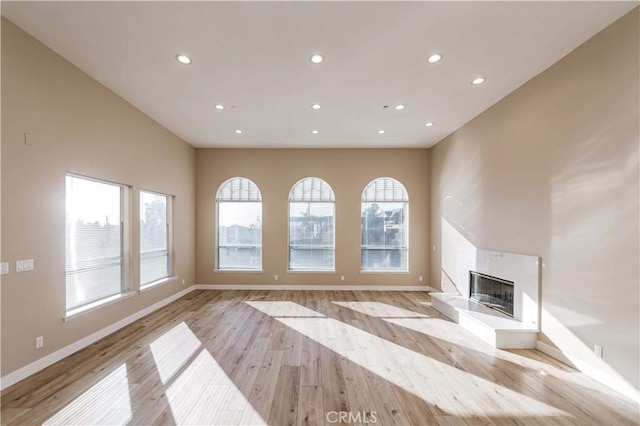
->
[[1, 290, 638, 425]]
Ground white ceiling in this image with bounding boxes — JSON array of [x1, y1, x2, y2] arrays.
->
[[2, 1, 636, 148]]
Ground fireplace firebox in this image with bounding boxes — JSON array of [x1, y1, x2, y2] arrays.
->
[[469, 271, 514, 317]]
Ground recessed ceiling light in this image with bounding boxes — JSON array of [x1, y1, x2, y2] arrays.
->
[[311, 130, 319, 134], [310, 54, 324, 64], [395, 104, 405, 110], [176, 54, 191, 65], [214, 104, 225, 110], [425, 122, 434, 127], [427, 54, 442, 64], [378, 130, 386, 134], [472, 77, 487, 85], [235, 129, 242, 134], [311, 104, 321, 110]]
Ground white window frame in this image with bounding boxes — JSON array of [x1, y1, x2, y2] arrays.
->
[[65, 173, 132, 316], [216, 177, 263, 271], [140, 189, 174, 289], [360, 177, 409, 272], [288, 177, 336, 272]]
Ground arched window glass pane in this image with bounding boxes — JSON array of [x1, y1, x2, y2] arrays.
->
[[289, 177, 335, 202], [362, 177, 408, 202], [361, 178, 408, 271], [216, 178, 262, 270], [288, 177, 335, 271], [217, 177, 262, 201]]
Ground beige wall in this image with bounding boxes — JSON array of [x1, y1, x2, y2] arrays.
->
[[1, 19, 196, 376], [196, 149, 430, 286], [430, 8, 639, 389]]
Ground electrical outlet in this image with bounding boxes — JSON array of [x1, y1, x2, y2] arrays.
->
[[341, 275, 345, 281], [182, 279, 185, 285], [594, 344, 603, 358], [1, 262, 8, 275], [419, 276, 423, 282], [274, 275, 279, 281], [36, 336, 44, 349]]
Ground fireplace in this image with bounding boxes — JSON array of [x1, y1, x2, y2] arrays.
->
[[469, 271, 514, 317]]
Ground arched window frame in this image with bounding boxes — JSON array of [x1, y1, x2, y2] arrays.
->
[[288, 177, 336, 271], [216, 177, 262, 271], [361, 177, 409, 271]]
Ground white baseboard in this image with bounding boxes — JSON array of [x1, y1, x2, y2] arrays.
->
[[535, 340, 577, 368], [536, 340, 640, 404], [195, 284, 435, 292], [0, 286, 196, 391]]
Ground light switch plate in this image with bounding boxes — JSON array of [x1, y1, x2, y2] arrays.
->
[[1, 262, 8, 275], [16, 259, 34, 272]]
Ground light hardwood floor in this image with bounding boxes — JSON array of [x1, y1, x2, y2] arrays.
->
[[1, 290, 638, 425]]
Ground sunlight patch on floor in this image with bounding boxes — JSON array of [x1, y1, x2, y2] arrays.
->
[[385, 316, 487, 350], [246, 300, 325, 317], [155, 326, 266, 425], [44, 364, 132, 426], [149, 321, 202, 384], [332, 301, 431, 318]]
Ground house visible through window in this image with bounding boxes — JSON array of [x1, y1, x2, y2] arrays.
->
[[140, 190, 171, 286], [289, 177, 335, 271], [216, 177, 262, 270], [361, 177, 408, 271], [65, 174, 125, 311]]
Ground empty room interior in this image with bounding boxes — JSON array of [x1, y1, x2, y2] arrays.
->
[[1, 2, 639, 425]]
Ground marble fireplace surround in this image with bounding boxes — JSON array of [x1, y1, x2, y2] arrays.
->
[[431, 247, 541, 349], [456, 248, 540, 328]]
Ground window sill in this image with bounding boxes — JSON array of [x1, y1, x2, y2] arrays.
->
[[64, 291, 137, 322], [140, 276, 178, 293], [360, 270, 411, 274], [287, 270, 336, 274], [215, 269, 263, 273]]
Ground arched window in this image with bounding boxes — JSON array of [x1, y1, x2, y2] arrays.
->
[[361, 177, 408, 271], [288, 177, 335, 271], [216, 177, 262, 270]]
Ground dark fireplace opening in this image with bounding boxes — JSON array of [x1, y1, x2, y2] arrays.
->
[[469, 271, 514, 317]]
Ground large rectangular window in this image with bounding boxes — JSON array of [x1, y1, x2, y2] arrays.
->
[[140, 191, 171, 286], [65, 174, 124, 311], [289, 202, 335, 271]]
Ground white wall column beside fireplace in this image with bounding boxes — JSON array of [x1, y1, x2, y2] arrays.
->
[[431, 248, 540, 349]]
